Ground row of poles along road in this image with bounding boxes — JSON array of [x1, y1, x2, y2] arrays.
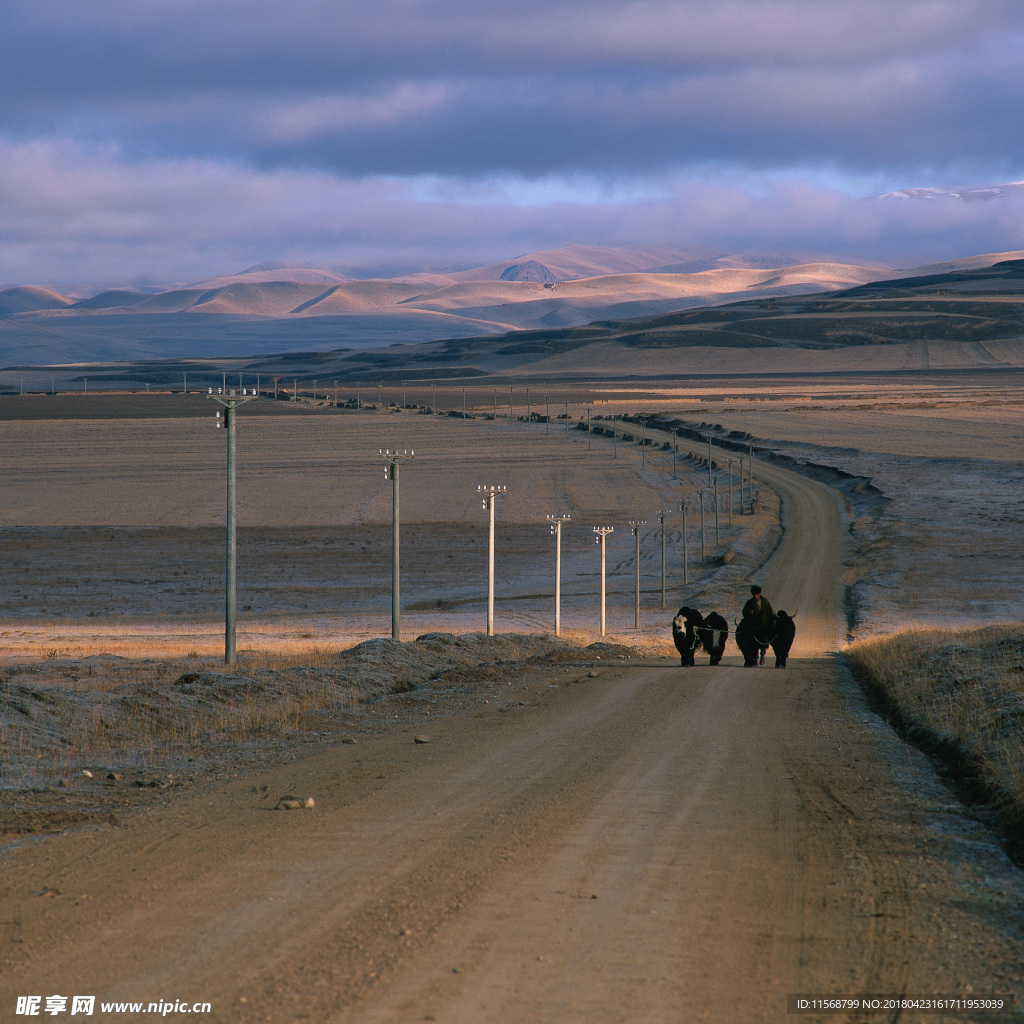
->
[[209, 386, 758, 664]]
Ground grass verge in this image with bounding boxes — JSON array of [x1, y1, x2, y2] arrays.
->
[[845, 624, 1024, 864]]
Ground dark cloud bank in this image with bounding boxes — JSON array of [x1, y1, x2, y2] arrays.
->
[[2, 0, 1024, 288]]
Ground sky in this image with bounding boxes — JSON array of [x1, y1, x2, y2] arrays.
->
[[3, 0, 1024, 289]]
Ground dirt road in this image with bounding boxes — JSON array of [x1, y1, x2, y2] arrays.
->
[[2, 454, 1021, 1023]]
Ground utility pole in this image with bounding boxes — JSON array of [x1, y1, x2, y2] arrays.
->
[[564, 402, 569, 442], [587, 407, 592, 450], [708, 434, 713, 485], [545, 396, 550, 434], [183, 371, 187, 395], [547, 514, 571, 636], [641, 420, 646, 469], [629, 521, 647, 629], [713, 478, 721, 545], [478, 485, 507, 636], [672, 442, 677, 479], [493, 389, 497, 420], [526, 387, 531, 423], [509, 385, 513, 423], [727, 459, 734, 525], [656, 509, 669, 608], [680, 498, 689, 585], [380, 448, 414, 641], [698, 488, 706, 563], [209, 389, 256, 664], [462, 387, 466, 419], [748, 443, 754, 512], [593, 527, 614, 636]]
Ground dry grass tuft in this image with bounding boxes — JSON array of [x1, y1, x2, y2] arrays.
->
[[846, 624, 1024, 861]]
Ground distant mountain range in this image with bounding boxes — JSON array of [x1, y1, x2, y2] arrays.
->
[[1, 243, 1023, 367]]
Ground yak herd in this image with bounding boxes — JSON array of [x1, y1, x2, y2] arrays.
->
[[672, 591, 796, 669]]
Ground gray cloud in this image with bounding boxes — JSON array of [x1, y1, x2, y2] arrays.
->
[[2, 0, 1024, 286]]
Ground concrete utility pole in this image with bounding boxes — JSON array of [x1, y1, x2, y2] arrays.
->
[[183, 372, 187, 395], [526, 388, 531, 423], [748, 443, 754, 511], [209, 389, 256, 664], [641, 420, 646, 469], [547, 514, 571, 637], [679, 498, 689, 585], [593, 526, 614, 636], [381, 448, 414, 641], [613, 419, 617, 458], [656, 509, 669, 608], [479, 485, 507, 636], [697, 488, 706, 563], [587, 407, 592, 450], [708, 434, 713, 485], [714, 478, 720, 545], [727, 459, 734, 525], [672, 442, 677, 479], [629, 521, 647, 629], [545, 396, 550, 434]]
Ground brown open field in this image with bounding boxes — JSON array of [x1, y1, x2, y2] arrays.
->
[[0, 394, 782, 658], [2, 376, 1023, 1023]]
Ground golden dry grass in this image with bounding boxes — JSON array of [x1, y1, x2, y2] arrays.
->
[[846, 625, 1024, 856]]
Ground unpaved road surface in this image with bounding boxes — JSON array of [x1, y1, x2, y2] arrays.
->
[[2, 453, 1022, 1023]]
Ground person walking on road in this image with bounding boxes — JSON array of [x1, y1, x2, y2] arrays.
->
[[741, 585, 775, 665]]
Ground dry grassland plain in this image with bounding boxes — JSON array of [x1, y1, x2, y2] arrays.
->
[[3, 380, 1024, 1024], [0, 396, 778, 660]]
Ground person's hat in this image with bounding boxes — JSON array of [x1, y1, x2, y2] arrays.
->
[[750, 585, 762, 595]]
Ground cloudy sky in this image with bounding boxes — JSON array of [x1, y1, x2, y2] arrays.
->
[[3, 0, 1024, 288]]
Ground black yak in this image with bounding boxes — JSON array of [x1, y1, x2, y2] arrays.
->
[[700, 611, 729, 666], [672, 606, 704, 667], [734, 609, 764, 668], [771, 611, 797, 668]]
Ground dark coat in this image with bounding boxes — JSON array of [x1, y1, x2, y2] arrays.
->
[[742, 594, 775, 631]]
